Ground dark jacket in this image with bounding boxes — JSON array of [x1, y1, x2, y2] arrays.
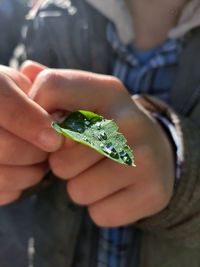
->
[[0, 0, 28, 65], [6, 1, 200, 266]]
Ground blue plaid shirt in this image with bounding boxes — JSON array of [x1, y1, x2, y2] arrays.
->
[[97, 24, 183, 267]]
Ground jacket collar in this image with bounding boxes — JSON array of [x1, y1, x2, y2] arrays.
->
[[85, 0, 133, 44]]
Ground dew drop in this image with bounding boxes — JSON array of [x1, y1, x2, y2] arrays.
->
[[119, 151, 132, 165], [96, 131, 108, 141], [76, 126, 85, 133], [102, 142, 113, 154], [102, 143, 119, 159], [82, 136, 89, 142], [95, 122, 102, 130], [59, 111, 88, 133], [67, 121, 85, 133], [100, 132, 107, 140], [84, 119, 91, 126], [119, 150, 127, 157]]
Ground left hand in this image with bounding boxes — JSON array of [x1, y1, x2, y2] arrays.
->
[[25, 63, 175, 227]]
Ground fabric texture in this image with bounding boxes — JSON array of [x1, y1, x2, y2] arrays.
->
[[97, 227, 132, 267], [107, 23, 182, 101]]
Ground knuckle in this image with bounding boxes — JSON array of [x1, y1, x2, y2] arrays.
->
[[33, 69, 63, 101], [67, 181, 82, 204], [49, 154, 68, 179], [67, 180, 90, 205], [38, 69, 62, 89], [107, 76, 126, 95], [49, 151, 80, 179], [88, 205, 117, 227], [107, 76, 123, 88]]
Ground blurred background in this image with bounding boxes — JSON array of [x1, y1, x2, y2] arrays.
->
[[0, 0, 31, 65]]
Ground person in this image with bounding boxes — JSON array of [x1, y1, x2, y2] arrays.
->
[[1, 0, 200, 266]]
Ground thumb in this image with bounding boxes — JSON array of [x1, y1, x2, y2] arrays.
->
[[20, 60, 47, 83]]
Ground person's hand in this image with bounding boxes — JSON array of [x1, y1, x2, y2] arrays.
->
[[0, 65, 63, 205], [29, 68, 175, 227]]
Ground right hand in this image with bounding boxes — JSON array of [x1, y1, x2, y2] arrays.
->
[[0, 65, 63, 205], [28, 67, 175, 227]]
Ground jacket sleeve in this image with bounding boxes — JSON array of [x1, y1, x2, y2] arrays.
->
[[135, 95, 200, 248]]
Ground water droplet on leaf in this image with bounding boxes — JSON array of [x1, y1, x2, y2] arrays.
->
[[102, 143, 119, 159], [82, 136, 89, 142], [96, 131, 108, 141], [100, 132, 107, 140], [119, 151, 132, 165], [95, 122, 102, 130], [60, 111, 86, 133], [84, 119, 91, 126], [119, 150, 126, 157], [76, 127, 85, 133]]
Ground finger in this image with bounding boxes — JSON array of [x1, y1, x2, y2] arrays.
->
[[30, 69, 133, 115], [0, 191, 21, 206], [0, 163, 48, 191], [49, 107, 141, 180], [20, 60, 47, 83], [88, 181, 167, 227], [66, 141, 166, 206], [0, 73, 63, 152], [66, 142, 164, 204], [49, 142, 103, 179], [0, 128, 47, 165], [66, 158, 135, 205], [0, 65, 31, 94]]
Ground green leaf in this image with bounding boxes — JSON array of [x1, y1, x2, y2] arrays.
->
[[51, 110, 135, 166]]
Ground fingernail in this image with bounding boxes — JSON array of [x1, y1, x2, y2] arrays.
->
[[39, 128, 63, 151]]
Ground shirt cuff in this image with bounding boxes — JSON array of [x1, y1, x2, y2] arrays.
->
[[152, 113, 182, 189]]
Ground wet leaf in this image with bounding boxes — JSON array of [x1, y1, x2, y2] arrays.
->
[[51, 110, 135, 166]]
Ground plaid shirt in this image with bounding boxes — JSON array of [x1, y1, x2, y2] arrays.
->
[[97, 23, 183, 267]]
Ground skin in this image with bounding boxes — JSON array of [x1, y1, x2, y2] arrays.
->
[[0, 65, 63, 205], [126, 0, 188, 49], [22, 63, 175, 227]]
